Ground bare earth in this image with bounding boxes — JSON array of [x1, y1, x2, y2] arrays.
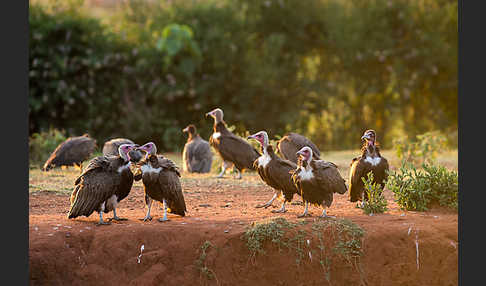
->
[[29, 153, 458, 286]]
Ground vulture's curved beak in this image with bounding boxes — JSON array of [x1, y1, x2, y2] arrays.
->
[[247, 135, 255, 140], [182, 127, 189, 133], [361, 134, 371, 141], [205, 111, 213, 118]]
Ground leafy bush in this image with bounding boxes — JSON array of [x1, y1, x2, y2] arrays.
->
[[393, 131, 448, 165], [386, 162, 458, 211], [29, 128, 67, 167], [361, 172, 388, 215]]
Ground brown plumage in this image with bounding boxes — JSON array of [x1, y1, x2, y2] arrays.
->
[[182, 124, 213, 173], [290, 146, 347, 218], [43, 134, 97, 171], [206, 108, 260, 179], [248, 131, 300, 213], [67, 144, 139, 225], [276, 132, 321, 163], [349, 129, 389, 206], [135, 142, 187, 222]]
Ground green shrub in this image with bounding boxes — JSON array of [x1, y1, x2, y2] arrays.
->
[[29, 128, 67, 168], [361, 172, 388, 215], [386, 162, 458, 211], [393, 131, 448, 166]]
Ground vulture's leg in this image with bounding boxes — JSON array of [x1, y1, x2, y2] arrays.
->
[[158, 199, 169, 222], [233, 168, 242, 179], [217, 161, 231, 178], [255, 191, 278, 208], [271, 201, 287, 213], [140, 197, 153, 221], [297, 201, 311, 218], [319, 206, 336, 219], [96, 212, 111, 225], [110, 208, 128, 221]]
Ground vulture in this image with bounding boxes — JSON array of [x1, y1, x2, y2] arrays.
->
[[67, 143, 140, 225], [349, 129, 389, 207], [276, 132, 321, 163], [103, 137, 143, 161], [247, 131, 300, 213], [134, 142, 187, 222], [42, 134, 97, 171], [290, 146, 347, 218], [206, 108, 260, 179], [182, 124, 213, 173]]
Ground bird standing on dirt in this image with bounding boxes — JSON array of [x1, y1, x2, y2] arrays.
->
[[247, 130, 301, 213], [43, 134, 97, 172], [134, 142, 187, 222], [206, 108, 260, 179], [67, 143, 140, 225], [290, 146, 347, 218], [349, 129, 389, 208], [182, 124, 213, 173], [276, 132, 321, 163]]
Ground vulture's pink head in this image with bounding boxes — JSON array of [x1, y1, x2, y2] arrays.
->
[[118, 144, 137, 162], [182, 124, 196, 135], [205, 108, 224, 123], [137, 142, 157, 159], [361, 129, 377, 147], [296, 146, 313, 163], [247, 131, 269, 147]]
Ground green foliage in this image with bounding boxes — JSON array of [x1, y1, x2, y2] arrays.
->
[[29, 128, 67, 167], [29, 0, 457, 151], [386, 162, 458, 211], [393, 131, 448, 165], [361, 172, 388, 215], [195, 240, 215, 280]]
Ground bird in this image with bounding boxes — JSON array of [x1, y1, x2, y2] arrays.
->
[[134, 142, 187, 222], [42, 134, 97, 171], [276, 132, 321, 163], [102, 138, 143, 162], [247, 130, 301, 213], [67, 143, 140, 225], [182, 124, 213, 173], [349, 129, 389, 208], [205, 108, 260, 179], [290, 146, 347, 218]]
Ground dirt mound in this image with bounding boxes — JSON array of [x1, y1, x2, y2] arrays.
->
[[29, 172, 458, 286]]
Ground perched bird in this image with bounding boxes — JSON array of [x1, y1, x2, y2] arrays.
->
[[247, 131, 300, 213], [102, 138, 143, 161], [67, 143, 140, 225], [182, 124, 213, 173], [276, 132, 321, 163], [206, 108, 260, 179], [42, 134, 97, 171], [290, 146, 347, 218], [134, 142, 187, 222], [349, 129, 389, 207]]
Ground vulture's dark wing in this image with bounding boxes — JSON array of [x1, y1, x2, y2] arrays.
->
[[68, 157, 118, 218], [277, 133, 321, 161], [157, 158, 186, 215], [348, 158, 371, 202], [314, 160, 347, 194], [268, 159, 298, 194], [214, 134, 260, 170]]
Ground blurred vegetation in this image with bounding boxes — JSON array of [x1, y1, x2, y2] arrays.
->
[[29, 0, 457, 152], [393, 130, 449, 166], [29, 128, 67, 168]]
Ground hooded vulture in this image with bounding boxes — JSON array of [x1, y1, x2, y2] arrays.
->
[[134, 142, 187, 222], [67, 143, 140, 225], [103, 138, 143, 161], [247, 131, 301, 213], [206, 108, 260, 179], [290, 146, 347, 218], [182, 124, 213, 173], [349, 129, 389, 207], [43, 134, 97, 171], [276, 132, 321, 163]]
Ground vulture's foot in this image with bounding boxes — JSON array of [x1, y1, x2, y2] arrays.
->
[[319, 214, 336, 219], [139, 216, 153, 222], [108, 217, 128, 221], [255, 202, 273, 209], [271, 209, 287, 213], [96, 221, 111, 226], [297, 212, 311, 218], [158, 218, 170, 222]]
